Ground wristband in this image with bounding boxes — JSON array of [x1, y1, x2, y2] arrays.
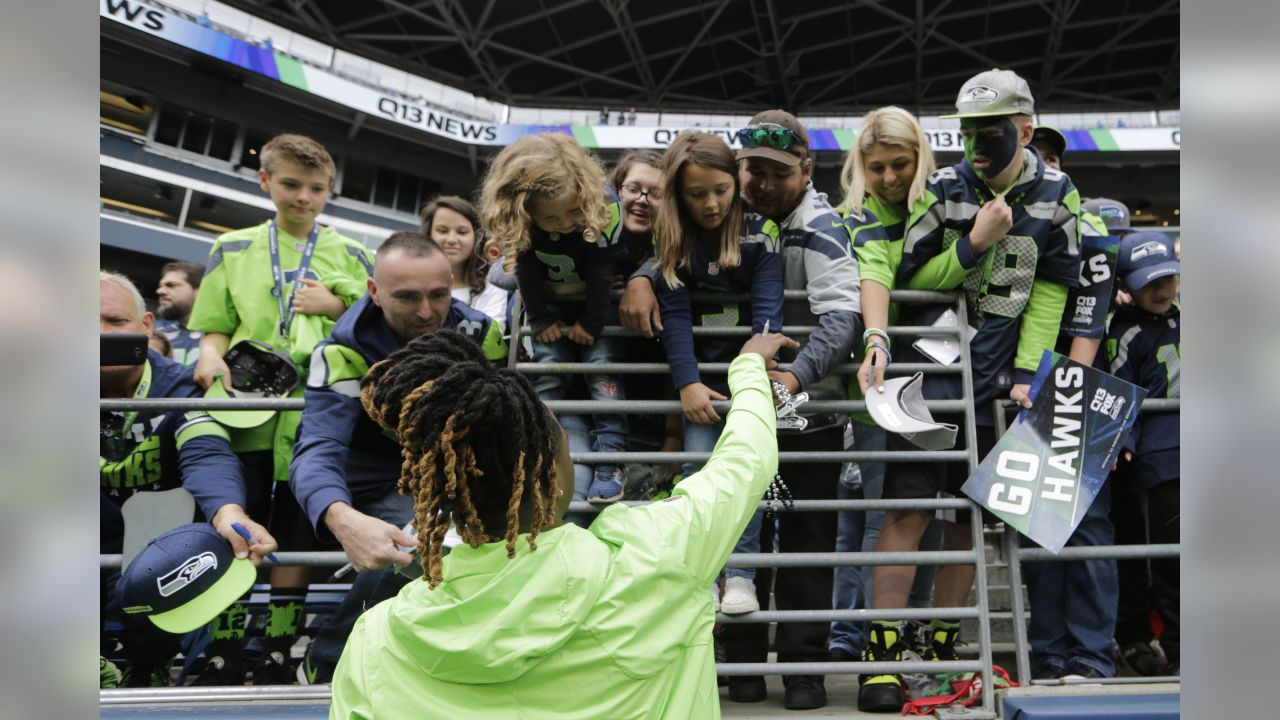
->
[[863, 327, 891, 347], [866, 341, 892, 364]]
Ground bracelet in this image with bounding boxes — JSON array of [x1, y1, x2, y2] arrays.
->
[[862, 327, 891, 347], [866, 341, 892, 364]]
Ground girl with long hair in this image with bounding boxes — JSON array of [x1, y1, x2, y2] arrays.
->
[[420, 195, 509, 326], [652, 131, 784, 614]]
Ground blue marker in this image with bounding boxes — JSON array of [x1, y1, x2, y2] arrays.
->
[[231, 522, 279, 563]]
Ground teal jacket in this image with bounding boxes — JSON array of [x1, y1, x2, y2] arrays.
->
[[330, 354, 778, 719]]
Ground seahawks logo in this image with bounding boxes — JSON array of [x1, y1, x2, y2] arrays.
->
[[1129, 241, 1168, 262], [156, 552, 218, 597], [960, 85, 999, 105]]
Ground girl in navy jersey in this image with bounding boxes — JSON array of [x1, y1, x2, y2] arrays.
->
[[479, 133, 630, 506], [653, 131, 783, 613]]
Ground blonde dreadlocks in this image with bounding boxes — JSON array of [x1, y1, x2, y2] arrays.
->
[[360, 330, 562, 588]]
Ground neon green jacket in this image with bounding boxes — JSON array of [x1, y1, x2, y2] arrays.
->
[[330, 355, 778, 719]]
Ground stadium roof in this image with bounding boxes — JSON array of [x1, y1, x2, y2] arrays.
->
[[216, 0, 1179, 115]]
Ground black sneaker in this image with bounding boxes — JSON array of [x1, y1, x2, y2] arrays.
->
[[1062, 659, 1109, 681], [783, 675, 826, 710], [297, 652, 335, 685], [1119, 640, 1169, 677], [830, 646, 857, 663], [727, 675, 767, 703], [251, 651, 294, 685], [188, 655, 246, 687], [920, 620, 961, 663], [858, 621, 906, 713], [1032, 657, 1066, 680]]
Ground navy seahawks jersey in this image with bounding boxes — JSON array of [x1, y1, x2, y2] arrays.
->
[[655, 214, 783, 394], [100, 350, 243, 521], [898, 148, 1082, 416], [515, 199, 627, 337], [291, 295, 505, 532], [154, 318, 203, 365], [1107, 303, 1179, 486]]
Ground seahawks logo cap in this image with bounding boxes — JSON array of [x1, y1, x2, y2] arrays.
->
[[204, 339, 300, 428], [118, 523, 256, 634], [942, 69, 1035, 119], [1082, 197, 1134, 232], [1118, 231, 1180, 291]]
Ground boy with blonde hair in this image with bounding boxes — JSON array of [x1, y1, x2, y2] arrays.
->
[[187, 133, 373, 685]]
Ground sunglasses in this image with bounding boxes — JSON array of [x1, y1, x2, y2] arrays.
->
[[736, 123, 807, 152]]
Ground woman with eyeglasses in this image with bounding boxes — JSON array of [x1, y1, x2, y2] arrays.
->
[[829, 105, 945, 673]]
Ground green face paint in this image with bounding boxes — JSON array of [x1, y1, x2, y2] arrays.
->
[[962, 117, 1019, 180]]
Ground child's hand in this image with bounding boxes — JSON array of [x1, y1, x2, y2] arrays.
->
[[567, 322, 596, 346], [1010, 383, 1033, 409], [292, 279, 346, 320], [680, 382, 727, 424], [970, 193, 1013, 254], [535, 324, 563, 344], [194, 350, 232, 391]]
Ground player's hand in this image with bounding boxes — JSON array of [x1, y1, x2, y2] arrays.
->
[[535, 324, 563, 344], [567, 322, 596, 346], [970, 194, 1013, 254], [194, 351, 232, 391], [739, 331, 799, 368], [292, 278, 346, 319], [620, 277, 663, 338], [858, 345, 889, 395], [1010, 383, 1033, 409], [324, 502, 417, 573], [211, 505, 278, 567], [680, 382, 727, 424]]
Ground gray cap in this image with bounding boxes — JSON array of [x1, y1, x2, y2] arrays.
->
[[942, 69, 1035, 119], [865, 373, 959, 451], [1082, 197, 1133, 232]]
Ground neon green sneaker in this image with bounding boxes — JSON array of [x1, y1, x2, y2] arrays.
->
[[100, 657, 122, 689]]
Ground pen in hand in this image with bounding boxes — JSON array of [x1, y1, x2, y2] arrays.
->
[[231, 522, 279, 563]]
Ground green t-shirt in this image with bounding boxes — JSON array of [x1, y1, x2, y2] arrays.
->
[[188, 220, 373, 464]]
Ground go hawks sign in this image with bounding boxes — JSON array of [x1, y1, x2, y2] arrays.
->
[[962, 351, 1146, 553]]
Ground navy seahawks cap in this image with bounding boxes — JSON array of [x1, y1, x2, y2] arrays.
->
[[1118, 231, 1180, 291], [119, 523, 255, 634]]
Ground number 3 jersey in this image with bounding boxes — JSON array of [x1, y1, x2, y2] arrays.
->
[[898, 147, 1082, 415]]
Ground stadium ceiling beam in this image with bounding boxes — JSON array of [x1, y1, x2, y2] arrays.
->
[[427, 0, 510, 95], [1037, 0, 1082, 96], [1044, 0, 1179, 97], [488, 0, 734, 82], [1158, 45, 1179, 104], [531, 0, 593, 101], [795, 32, 914, 107], [481, 0, 597, 37], [1048, 87, 1154, 109], [345, 33, 455, 42], [859, 2, 1009, 78], [654, 0, 734, 101], [484, 40, 648, 94], [334, 1, 431, 33], [763, 0, 796, 107], [602, 0, 660, 104], [284, 0, 337, 42]]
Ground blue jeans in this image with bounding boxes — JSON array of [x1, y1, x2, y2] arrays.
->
[[684, 415, 761, 581], [1022, 481, 1118, 675], [558, 413, 595, 528], [830, 422, 942, 655], [531, 335, 628, 454]]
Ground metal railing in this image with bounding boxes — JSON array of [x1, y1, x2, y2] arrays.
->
[[995, 396, 1182, 688], [100, 288, 1182, 716]]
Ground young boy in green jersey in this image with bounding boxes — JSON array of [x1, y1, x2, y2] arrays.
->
[[187, 133, 373, 685], [858, 70, 1082, 713]]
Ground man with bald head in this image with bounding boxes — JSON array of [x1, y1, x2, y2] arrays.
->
[[289, 231, 505, 683]]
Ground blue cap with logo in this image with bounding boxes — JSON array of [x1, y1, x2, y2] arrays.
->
[[1117, 231, 1180, 291], [119, 523, 256, 634]]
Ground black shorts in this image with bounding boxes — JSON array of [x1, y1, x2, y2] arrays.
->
[[241, 450, 317, 551], [881, 422, 999, 525]]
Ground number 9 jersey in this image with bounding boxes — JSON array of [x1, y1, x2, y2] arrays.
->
[[897, 147, 1082, 413]]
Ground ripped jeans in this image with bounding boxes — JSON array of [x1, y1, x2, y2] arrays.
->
[[530, 333, 629, 459]]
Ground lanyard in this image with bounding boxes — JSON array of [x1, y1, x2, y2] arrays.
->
[[269, 220, 320, 342]]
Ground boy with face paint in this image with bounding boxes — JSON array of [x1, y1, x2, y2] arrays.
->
[[857, 70, 1083, 713]]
